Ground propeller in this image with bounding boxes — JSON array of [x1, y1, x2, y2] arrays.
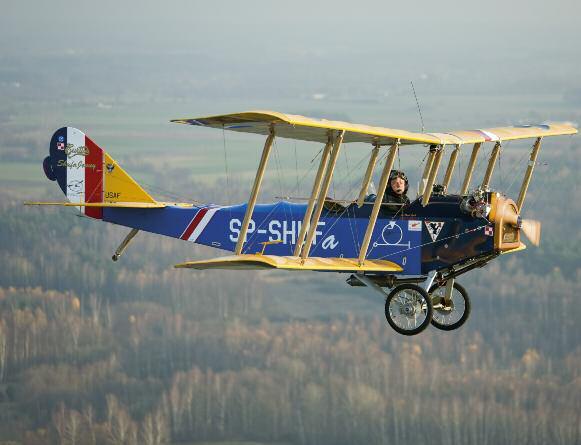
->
[[520, 219, 541, 247]]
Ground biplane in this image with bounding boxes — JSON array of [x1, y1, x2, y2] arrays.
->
[[28, 111, 577, 335]]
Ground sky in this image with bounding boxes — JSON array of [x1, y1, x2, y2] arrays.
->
[[1, 0, 579, 129], [3, 0, 579, 59]]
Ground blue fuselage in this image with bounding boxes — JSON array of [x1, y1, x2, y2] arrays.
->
[[102, 195, 494, 275]]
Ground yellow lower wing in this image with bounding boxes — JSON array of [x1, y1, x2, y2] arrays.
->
[[175, 254, 402, 272]]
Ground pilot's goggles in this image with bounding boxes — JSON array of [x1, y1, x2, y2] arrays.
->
[[390, 171, 407, 182]]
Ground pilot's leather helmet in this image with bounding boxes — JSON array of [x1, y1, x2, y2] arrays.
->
[[389, 170, 409, 194]]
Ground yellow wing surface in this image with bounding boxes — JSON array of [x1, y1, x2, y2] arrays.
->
[[175, 255, 403, 273], [172, 110, 577, 146], [24, 201, 167, 208]]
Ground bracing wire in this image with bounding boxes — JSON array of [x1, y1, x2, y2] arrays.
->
[[455, 148, 463, 193], [139, 180, 205, 206], [397, 143, 401, 172], [503, 142, 534, 195], [272, 138, 285, 197], [93, 166, 205, 207], [222, 125, 231, 205], [498, 141, 505, 191], [273, 140, 295, 253], [411, 80, 425, 133], [529, 157, 550, 211], [314, 148, 392, 251], [221, 126, 235, 225], [294, 139, 300, 197], [526, 156, 550, 210], [473, 142, 492, 186], [377, 222, 490, 261], [415, 149, 430, 197]]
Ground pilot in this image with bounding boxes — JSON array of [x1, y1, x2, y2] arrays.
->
[[365, 170, 410, 213], [382, 170, 410, 213]]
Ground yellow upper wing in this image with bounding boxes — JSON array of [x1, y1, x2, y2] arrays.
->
[[171, 110, 577, 146]]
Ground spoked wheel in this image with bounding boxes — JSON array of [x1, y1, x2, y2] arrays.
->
[[430, 282, 471, 331], [385, 284, 433, 336]]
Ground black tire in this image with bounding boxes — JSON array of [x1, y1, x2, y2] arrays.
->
[[430, 282, 471, 331], [385, 284, 433, 336]]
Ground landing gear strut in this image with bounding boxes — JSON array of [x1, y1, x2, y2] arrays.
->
[[354, 273, 471, 335], [430, 280, 471, 331]]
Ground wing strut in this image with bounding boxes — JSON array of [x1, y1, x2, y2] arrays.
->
[[460, 142, 482, 195], [418, 146, 437, 196], [358, 139, 400, 265], [421, 145, 444, 206], [442, 144, 461, 192], [356, 143, 380, 207], [235, 126, 275, 255], [300, 130, 345, 261], [294, 134, 333, 257], [516, 137, 542, 211], [481, 141, 501, 189]]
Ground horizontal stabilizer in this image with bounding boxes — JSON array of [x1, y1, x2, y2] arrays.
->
[[24, 201, 166, 208], [175, 254, 403, 272]]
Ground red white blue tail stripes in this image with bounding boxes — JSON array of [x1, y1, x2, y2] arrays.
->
[[47, 127, 104, 219], [65, 128, 104, 218], [180, 207, 222, 242]]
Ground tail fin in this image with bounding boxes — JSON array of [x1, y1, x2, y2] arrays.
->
[[43, 127, 156, 219]]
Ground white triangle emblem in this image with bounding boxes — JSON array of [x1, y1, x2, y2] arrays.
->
[[425, 221, 444, 242]]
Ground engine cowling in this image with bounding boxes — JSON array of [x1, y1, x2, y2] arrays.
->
[[488, 193, 541, 250]]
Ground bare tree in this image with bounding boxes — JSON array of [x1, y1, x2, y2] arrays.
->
[[0, 321, 6, 382], [140, 414, 156, 445], [105, 394, 137, 445], [83, 405, 97, 445], [52, 403, 82, 445]]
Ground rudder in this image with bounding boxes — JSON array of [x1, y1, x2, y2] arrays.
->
[[44, 127, 156, 219]]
